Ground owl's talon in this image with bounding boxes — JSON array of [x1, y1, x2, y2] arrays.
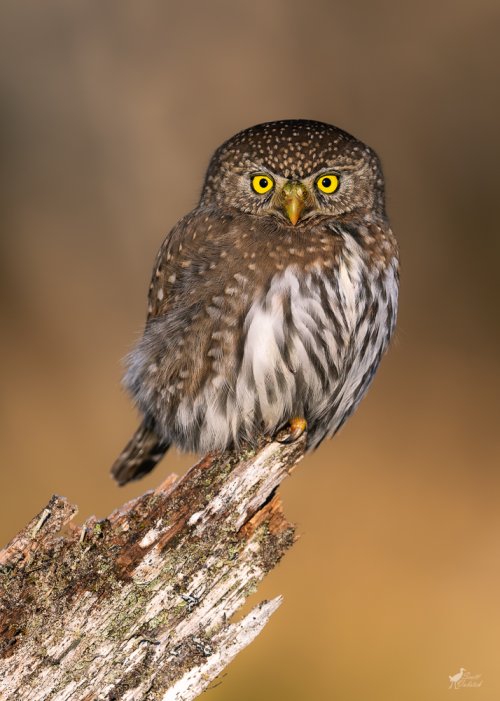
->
[[275, 417, 307, 444]]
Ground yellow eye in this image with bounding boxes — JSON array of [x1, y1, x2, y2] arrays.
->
[[251, 174, 274, 195], [316, 173, 339, 194]]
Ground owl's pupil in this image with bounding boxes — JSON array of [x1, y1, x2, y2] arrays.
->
[[322, 177, 331, 187], [259, 178, 268, 189]]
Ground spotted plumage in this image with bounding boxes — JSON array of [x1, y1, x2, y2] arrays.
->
[[112, 120, 399, 485]]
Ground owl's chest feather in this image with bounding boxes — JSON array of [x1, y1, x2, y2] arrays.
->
[[236, 238, 398, 436]]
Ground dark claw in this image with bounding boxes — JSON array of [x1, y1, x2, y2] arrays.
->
[[275, 417, 307, 444]]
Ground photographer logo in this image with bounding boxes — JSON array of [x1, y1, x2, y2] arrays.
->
[[448, 668, 483, 689]]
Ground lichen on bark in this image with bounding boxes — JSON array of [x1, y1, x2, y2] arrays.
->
[[0, 435, 305, 701]]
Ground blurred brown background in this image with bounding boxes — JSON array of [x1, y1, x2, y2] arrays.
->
[[1, 1, 499, 699]]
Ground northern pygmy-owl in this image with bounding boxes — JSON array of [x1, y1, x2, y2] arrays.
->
[[112, 120, 399, 485]]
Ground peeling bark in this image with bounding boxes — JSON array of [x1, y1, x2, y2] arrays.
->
[[0, 435, 305, 700]]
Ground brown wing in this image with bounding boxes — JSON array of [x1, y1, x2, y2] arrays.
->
[[146, 214, 191, 321], [112, 212, 200, 485], [145, 208, 253, 322]]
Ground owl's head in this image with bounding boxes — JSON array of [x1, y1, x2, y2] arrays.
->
[[200, 120, 386, 226]]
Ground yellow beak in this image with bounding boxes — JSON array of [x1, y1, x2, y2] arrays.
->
[[282, 181, 307, 226]]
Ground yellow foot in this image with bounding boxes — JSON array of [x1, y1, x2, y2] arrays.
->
[[275, 417, 307, 444]]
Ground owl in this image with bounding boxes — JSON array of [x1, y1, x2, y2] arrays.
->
[[112, 120, 399, 485]]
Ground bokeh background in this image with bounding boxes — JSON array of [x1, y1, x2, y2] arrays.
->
[[1, 1, 499, 699]]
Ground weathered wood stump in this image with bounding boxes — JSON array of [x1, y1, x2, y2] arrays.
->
[[0, 435, 305, 700]]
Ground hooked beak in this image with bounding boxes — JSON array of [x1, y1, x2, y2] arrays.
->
[[282, 181, 307, 226]]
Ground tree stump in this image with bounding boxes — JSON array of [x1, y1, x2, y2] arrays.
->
[[0, 435, 305, 700]]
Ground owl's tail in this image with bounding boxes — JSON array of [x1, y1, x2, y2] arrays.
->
[[111, 420, 170, 486]]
